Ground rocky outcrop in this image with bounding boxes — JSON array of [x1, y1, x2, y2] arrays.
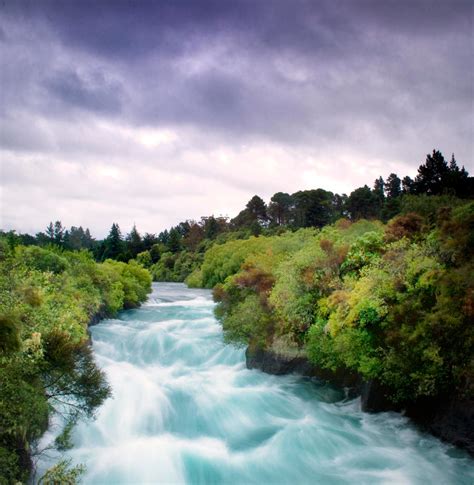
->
[[246, 346, 474, 457], [245, 346, 361, 398], [406, 396, 474, 456], [359, 379, 474, 455], [360, 379, 400, 413]]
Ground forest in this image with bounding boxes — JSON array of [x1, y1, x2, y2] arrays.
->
[[2, 150, 472, 285], [1, 148, 473, 482]]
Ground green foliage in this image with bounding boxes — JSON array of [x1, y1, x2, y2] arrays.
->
[[192, 202, 473, 406], [151, 250, 203, 283], [39, 459, 86, 485], [340, 230, 384, 276], [54, 420, 75, 452], [0, 242, 152, 483], [400, 194, 464, 221], [136, 250, 152, 268], [220, 294, 271, 346], [17, 246, 69, 274], [0, 310, 22, 355]]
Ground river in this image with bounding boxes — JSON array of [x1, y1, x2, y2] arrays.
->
[[40, 283, 473, 484]]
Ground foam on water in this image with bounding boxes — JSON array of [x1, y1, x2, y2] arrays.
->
[[37, 283, 473, 484]]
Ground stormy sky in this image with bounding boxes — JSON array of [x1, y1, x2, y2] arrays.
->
[[0, 0, 472, 237]]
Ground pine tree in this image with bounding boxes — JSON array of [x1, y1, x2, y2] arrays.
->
[[54, 221, 64, 246], [103, 223, 123, 260], [126, 225, 143, 258], [385, 173, 401, 198], [45, 222, 55, 243]]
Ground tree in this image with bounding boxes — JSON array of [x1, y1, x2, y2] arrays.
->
[[346, 185, 380, 220], [102, 223, 123, 260], [268, 192, 293, 226], [231, 195, 268, 229], [54, 221, 64, 246], [332, 193, 348, 219], [402, 176, 414, 194], [62, 229, 71, 249], [184, 223, 204, 251], [246, 195, 268, 223], [385, 173, 401, 198], [167, 228, 182, 253], [372, 177, 385, 218], [45, 222, 55, 244], [142, 233, 158, 251], [291, 189, 334, 228], [68, 226, 85, 250], [447, 154, 471, 198], [373, 177, 385, 203], [126, 225, 144, 259], [414, 149, 450, 195], [411, 149, 471, 197], [158, 229, 170, 245], [202, 216, 220, 239], [83, 228, 95, 250]]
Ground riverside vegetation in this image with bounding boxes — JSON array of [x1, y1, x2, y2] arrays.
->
[[0, 244, 151, 483], [1, 149, 472, 481], [135, 150, 473, 413], [190, 202, 473, 408]]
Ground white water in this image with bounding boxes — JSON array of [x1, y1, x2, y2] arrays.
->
[[39, 283, 473, 484]]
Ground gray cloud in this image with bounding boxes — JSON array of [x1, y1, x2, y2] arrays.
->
[[44, 69, 124, 115], [0, 0, 472, 236]]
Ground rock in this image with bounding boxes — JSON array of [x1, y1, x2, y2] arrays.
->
[[245, 346, 361, 398], [360, 379, 401, 413], [405, 396, 474, 457]]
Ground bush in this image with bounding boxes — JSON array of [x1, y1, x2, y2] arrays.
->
[[0, 242, 152, 482]]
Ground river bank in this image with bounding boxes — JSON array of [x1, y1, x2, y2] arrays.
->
[[246, 345, 474, 456], [36, 283, 474, 484]]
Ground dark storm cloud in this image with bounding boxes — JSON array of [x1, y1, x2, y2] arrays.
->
[[1, 0, 472, 235], [44, 69, 123, 115], [1, 0, 472, 151]]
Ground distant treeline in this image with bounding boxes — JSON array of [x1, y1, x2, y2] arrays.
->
[[1, 149, 472, 282]]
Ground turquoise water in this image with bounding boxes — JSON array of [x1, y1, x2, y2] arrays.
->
[[44, 283, 473, 484]]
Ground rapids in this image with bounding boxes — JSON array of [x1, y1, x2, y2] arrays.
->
[[39, 283, 473, 484]]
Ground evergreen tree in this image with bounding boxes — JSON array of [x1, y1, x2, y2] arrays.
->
[[402, 176, 414, 194], [45, 222, 55, 243], [167, 228, 182, 253], [142, 233, 158, 251], [203, 216, 220, 239], [69, 226, 85, 250], [231, 195, 268, 229], [385, 173, 401, 198], [158, 230, 170, 245], [332, 193, 348, 219], [268, 192, 293, 226], [54, 221, 64, 246], [373, 177, 385, 202], [62, 230, 71, 250], [447, 154, 471, 198], [103, 223, 123, 260], [346, 185, 380, 220], [126, 225, 144, 258], [83, 228, 95, 249], [291, 189, 334, 228], [245, 195, 268, 224], [414, 149, 450, 195]]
